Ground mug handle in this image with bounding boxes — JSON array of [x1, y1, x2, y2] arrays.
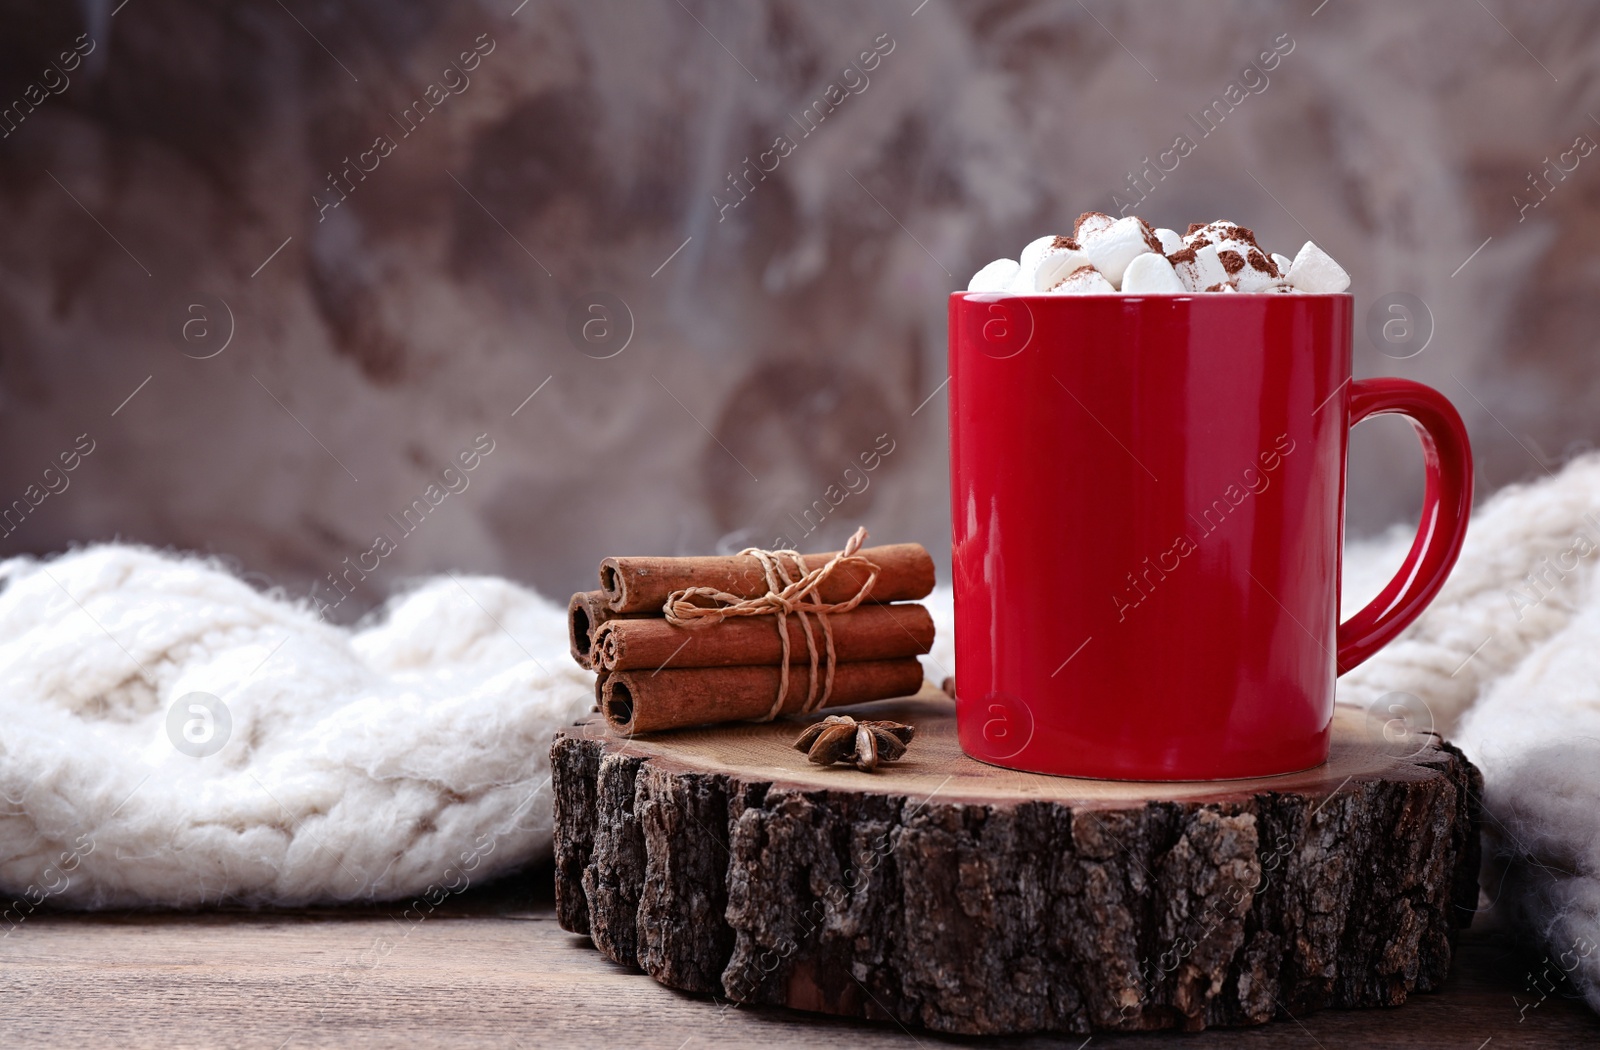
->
[[1336, 377, 1474, 674]]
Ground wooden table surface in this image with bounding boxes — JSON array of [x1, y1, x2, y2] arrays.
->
[[3, 871, 1595, 1049]]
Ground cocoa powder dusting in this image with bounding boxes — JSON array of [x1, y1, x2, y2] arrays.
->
[[1248, 247, 1277, 275], [1167, 246, 1197, 265], [1050, 235, 1081, 250], [1186, 222, 1206, 235], [1218, 249, 1246, 274], [1136, 217, 1162, 251]]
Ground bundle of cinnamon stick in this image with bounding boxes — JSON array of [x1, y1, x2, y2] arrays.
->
[[568, 536, 936, 735]]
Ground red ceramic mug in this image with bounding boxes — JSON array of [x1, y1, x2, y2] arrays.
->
[[948, 292, 1472, 780]]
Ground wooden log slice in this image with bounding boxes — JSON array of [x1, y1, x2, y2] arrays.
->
[[551, 688, 1481, 1036]]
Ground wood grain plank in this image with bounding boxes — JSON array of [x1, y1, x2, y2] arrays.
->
[[0, 877, 1593, 1049]]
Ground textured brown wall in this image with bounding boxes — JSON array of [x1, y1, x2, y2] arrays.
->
[[0, 0, 1594, 614]]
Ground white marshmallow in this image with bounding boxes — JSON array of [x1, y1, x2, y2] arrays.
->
[[1181, 221, 1284, 292], [1032, 245, 1094, 292], [1155, 227, 1184, 254], [1285, 241, 1350, 294], [1120, 252, 1185, 294], [1073, 211, 1117, 242], [1018, 235, 1062, 274], [967, 258, 1020, 293], [1271, 252, 1293, 274], [1231, 252, 1284, 293], [1171, 244, 1231, 292], [1078, 216, 1161, 289], [1046, 265, 1116, 294], [1183, 221, 1237, 246]]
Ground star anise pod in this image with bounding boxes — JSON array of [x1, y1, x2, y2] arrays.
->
[[792, 715, 915, 772]]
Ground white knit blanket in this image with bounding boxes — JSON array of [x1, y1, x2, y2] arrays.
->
[[1340, 455, 1600, 1014], [3, 459, 1599, 1014], [0, 548, 594, 911]]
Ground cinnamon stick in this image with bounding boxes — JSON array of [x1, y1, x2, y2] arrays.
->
[[600, 659, 927, 735], [598, 543, 935, 613], [568, 590, 649, 670], [593, 603, 933, 672]]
